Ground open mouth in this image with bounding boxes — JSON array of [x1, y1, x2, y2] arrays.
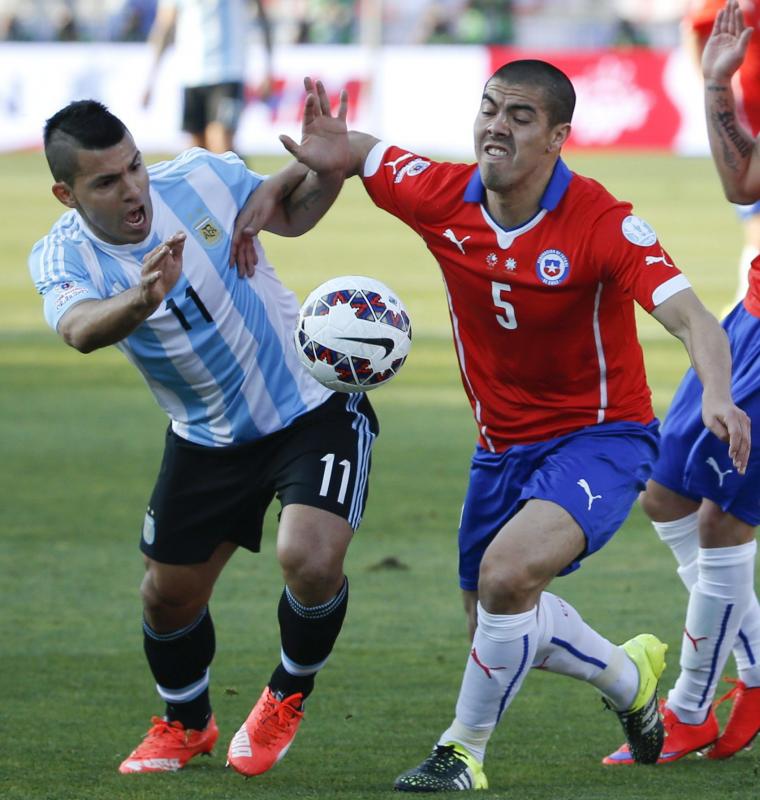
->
[[125, 205, 146, 229], [484, 144, 510, 158]]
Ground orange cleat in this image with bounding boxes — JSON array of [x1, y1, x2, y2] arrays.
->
[[227, 688, 304, 776], [706, 678, 760, 759], [119, 715, 219, 773], [603, 701, 718, 765]]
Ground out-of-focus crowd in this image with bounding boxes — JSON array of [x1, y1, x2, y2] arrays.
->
[[0, 0, 691, 48]]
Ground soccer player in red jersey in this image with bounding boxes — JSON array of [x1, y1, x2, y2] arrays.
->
[[606, 0, 760, 766], [684, 0, 760, 305], [237, 63, 750, 791]]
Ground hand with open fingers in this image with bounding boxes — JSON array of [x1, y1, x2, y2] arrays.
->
[[703, 399, 751, 474], [279, 77, 350, 175], [230, 183, 283, 277], [140, 231, 185, 307], [703, 0, 753, 83]]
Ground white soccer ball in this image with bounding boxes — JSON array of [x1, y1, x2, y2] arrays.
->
[[295, 275, 412, 393]]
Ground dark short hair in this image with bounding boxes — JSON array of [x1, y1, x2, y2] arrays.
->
[[43, 100, 128, 184], [488, 59, 576, 127]]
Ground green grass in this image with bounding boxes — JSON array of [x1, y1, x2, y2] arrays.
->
[[1, 150, 757, 799]]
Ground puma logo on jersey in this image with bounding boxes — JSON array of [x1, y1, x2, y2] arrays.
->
[[645, 254, 674, 268], [577, 478, 602, 510], [706, 456, 733, 487], [384, 152, 414, 175], [443, 228, 471, 254]]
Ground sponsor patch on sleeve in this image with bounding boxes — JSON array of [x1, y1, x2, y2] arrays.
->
[[53, 281, 89, 310], [621, 215, 657, 247]]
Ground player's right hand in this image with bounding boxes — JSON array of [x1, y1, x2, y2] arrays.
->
[[702, 0, 753, 83], [140, 232, 185, 307]]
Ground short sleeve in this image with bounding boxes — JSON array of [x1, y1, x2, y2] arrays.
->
[[361, 142, 440, 228], [29, 237, 103, 331], [591, 208, 691, 312]]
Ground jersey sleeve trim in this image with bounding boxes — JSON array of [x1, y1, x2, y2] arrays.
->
[[363, 141, 390, 178], [652, 273, 692, 307]]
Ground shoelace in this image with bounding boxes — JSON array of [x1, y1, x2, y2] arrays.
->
[[252, 695, 303, 747], [134, 717, 188, 754], [713, 677, 744, 710]]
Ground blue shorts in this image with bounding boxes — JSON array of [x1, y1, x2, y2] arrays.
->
[[458, 421, 660, 591], [735, 199, 760, 221], [651, 303, 760, 526]]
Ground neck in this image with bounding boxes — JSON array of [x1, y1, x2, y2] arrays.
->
[[484, 159, 557, 229]]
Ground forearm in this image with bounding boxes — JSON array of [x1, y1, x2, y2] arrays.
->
[[270, 168, 344, 236], [673, 306, 734, 403], [59, 289, 157, 353], [704, 79, 759, 202]]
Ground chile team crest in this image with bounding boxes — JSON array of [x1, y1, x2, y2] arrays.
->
[[536, 249, 570, 286]]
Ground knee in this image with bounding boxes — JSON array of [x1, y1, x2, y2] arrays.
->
[[477, 555, 540, 613], [278, 543, 344, 602], [140, 568, 203, 625], [639, 480, 698, 522], [638, 483, 669, 521], [697, 502, 754, 547]]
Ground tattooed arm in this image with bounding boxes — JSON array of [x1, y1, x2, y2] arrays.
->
[[702, 0, 760, 202]]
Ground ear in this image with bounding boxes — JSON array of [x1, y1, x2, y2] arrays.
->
[[546, 123, 571, 153], [52, 181, 77, 209]]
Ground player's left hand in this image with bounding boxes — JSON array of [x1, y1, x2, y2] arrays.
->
[[702, 395, 751, 474], [279, 77, 349, 175]]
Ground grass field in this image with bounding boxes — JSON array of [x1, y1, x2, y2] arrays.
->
[[1, 149, 757, 800]]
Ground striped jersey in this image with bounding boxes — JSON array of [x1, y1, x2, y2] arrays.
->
[[164, 0, 247, 87], [29, 148, 331, 447], [362, 144, 691, 452]]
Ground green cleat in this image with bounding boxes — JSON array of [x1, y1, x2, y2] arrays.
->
[[608, 633, 668, 764], [394, 743, 488, 793]]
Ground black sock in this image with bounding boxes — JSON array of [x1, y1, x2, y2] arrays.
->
[[143, 606, 215, 730], [269, 577, 349, 701]]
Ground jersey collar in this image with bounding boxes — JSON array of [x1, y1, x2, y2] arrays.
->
[[463, 157, 573, 212]]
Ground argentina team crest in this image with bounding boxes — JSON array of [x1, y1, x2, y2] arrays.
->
[[193, 215, 222, 247], [535, 249, 570, 286]]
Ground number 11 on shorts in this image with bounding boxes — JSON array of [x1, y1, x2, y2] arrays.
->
[[319, 453, 351, 504]]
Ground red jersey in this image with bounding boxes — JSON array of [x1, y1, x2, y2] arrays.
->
[[745, 254, 760, 315], [685, 0, 760, 134], [362, 145, 691, 452]]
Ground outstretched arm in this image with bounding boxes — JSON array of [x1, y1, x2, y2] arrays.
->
[[142, 2, 178, 107], [58, 233, 185, 352], [703, 0, 760, 202], [231, 78, 373, 275], [652, 288, 750, 473]]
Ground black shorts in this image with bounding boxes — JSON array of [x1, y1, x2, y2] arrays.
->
[[140, 393, 379, 565], [182, 81, 245, 134]]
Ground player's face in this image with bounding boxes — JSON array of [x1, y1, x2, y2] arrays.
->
[[473, 79, 569, 194], [54, 133, 152, 245]]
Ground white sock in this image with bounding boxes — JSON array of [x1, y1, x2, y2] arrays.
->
[[734, 594, 760, 687], [439, 603, 537, 762], [532, 592, 639, 710], [652, 513, 699, 591], [653, 513, 760, 685], [669, 541, 757, 723]]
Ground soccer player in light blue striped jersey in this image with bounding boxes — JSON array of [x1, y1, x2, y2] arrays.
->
[[28, 82, 379, 778]]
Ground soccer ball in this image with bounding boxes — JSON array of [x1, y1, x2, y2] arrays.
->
[[295, 275, 412, 393]]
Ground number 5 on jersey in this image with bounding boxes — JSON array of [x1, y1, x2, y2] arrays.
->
[[492, 281, 518, 330], [319, 453, 351, 504]]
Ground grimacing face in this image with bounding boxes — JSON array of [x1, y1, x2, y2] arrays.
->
[[473, 79, 568, 195], [53, 132, 153, 245]]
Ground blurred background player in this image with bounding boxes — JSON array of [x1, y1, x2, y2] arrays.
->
[[683, 0, 760, 306], [29, 83, 379, 778], [604, 0, 760, 766], [143, 0, 273, 154]]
